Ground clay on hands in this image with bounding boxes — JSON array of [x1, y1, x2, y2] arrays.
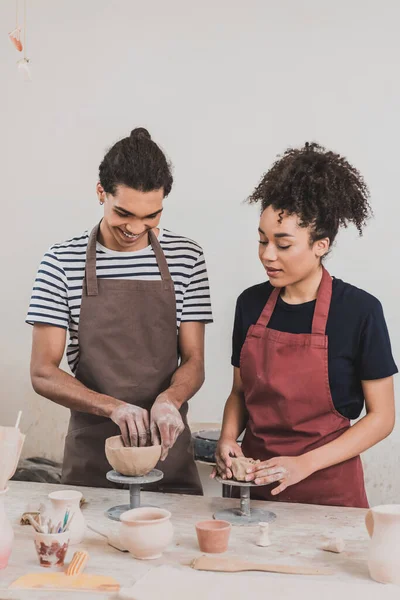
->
[[110, 403, 150, 447], [230, 457, 261, 481], [150, 399, 184, 460]]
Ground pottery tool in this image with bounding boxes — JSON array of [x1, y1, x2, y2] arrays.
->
[[105, 469, 164, 521], [20, 510, 41, 526], [214, 476, 276, 526], [191, 555, 333, 576], [87, 523, 127, 552], [65, 550, 90, 576], [9, 572, 120, 592]]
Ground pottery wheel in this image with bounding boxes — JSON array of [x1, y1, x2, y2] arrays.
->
[[214, 476, 276, 526], [105, 469, 164, 521]]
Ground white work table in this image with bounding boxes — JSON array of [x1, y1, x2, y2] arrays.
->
[[0, 481, 397, 599]]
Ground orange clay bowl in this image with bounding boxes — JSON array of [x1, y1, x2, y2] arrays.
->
[[105, 435, 161, 477]]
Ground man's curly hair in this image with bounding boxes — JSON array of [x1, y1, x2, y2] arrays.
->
[[248, 142, 372, 246]]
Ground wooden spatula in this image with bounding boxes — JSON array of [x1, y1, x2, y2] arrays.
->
[[191, 555, 333, 576]]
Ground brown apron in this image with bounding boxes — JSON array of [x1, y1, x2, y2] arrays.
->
[[240, 267, 368, 508], [61, 223, 202, 494]]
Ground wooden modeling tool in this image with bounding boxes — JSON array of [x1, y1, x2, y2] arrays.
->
[[191, 555, 333, 576]]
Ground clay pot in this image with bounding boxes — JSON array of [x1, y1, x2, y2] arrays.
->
[[105, 435, 161, 477], [119, 507, 173, 560], [366, 504, 400, 585], [47, 490, 86, 545], [195, 520, 231, 553], [34, 531, 70, 568]]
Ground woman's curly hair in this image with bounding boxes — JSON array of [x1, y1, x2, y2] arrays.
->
[[248, 142, 372, 245]]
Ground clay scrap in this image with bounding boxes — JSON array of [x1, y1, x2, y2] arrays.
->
[[230, 457, 260, 481], [321, 537, 345, 554]]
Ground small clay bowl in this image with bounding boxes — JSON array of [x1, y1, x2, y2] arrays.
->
[[105, 435, 161, 476], [195, 520, 231, 553]]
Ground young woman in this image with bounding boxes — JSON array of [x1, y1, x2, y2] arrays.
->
[[27, 127, 213, 492], [213, 142, 397, 507]]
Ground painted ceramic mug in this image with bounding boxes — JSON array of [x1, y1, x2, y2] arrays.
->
[[34, 531, 70, 568]]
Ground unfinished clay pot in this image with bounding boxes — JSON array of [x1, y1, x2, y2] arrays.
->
[[195, 520, 231, 553], [366, 504, 400, 585], [105, 436, 161, 477], [230, 457, 260, 481], [119, 507, 173, 559]]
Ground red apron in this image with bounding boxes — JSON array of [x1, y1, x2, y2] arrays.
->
[[240, 267, 368, 508]]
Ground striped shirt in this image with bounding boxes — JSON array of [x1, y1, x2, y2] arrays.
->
[[26, 228, 213, 374]]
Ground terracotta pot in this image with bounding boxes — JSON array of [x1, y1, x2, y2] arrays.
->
[[195, 520, 231, 553], [366, 504, 400, 585], [0, 488, 14, 570], [48, 490, 86, 545], [34, 531, 70, 568], [119, 507, 173, 560], [105, 435, 161, 476]]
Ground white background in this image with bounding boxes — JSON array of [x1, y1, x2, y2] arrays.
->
[[1, 0, 399, 503]]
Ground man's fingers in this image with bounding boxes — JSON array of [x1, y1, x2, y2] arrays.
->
[[127, 416, 139, 447], [137, 422, 149, 447], [150, 423, 161, 446], [119, 421, 130, 447], [142, 410, 150, 432]]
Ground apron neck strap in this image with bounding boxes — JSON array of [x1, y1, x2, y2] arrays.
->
[[84, 224, 172, 297], [148, 229, 172, 282], [256, 266, 332, 334], [311, 266, 332, 335], [85, 223, 100, 296]]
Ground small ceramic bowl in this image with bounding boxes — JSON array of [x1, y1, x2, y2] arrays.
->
[[34, 531, 70, 568], [195, 520, 231, 553], [119, 507, 173, 560]]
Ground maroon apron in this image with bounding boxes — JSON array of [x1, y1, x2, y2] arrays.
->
[[61, 223, 202, 494], [240, 267, 368, 507]]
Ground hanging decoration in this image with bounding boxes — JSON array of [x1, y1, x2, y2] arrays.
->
[[8, 0, 23, 51], [16, 0, 31, 81], [8, 0, 31, 81]]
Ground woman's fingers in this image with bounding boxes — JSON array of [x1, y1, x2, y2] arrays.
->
[[271, 481, 288, 495]]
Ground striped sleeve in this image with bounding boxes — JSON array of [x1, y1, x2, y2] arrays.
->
[[26, 249, 70, 329], [181, 250, 213, 323]]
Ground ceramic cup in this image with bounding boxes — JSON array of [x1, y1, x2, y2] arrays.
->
[[34, 531, 70, 568], [119, 507, 173, 560], [195, 520, 231, 553]]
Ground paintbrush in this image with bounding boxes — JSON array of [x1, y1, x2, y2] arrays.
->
[[63, 511, 75, 532]]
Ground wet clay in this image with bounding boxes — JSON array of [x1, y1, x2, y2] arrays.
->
[[230, 457, 260, 482]]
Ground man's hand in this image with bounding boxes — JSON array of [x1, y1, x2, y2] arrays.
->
[[211, 437, 244, 480], [150, 397, 184, 460], [110, 403, 150, 447]]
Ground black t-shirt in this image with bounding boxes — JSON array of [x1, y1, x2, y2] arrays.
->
[[232, 278, 398, 420]]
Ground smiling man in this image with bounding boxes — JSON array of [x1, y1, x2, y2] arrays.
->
[[26, 127, 213, 493]]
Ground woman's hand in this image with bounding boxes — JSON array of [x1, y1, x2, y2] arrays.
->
[[245, 455, 313, 495], [210, 438, 244, 480]]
